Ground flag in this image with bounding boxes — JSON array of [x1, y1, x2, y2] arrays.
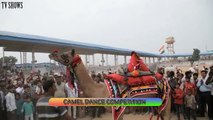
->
[[158, 45, 165, 54], [160, 50, 165, 54]]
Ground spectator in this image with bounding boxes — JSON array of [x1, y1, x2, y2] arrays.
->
[[192, 73, 199, 86], [22, 85, 31, 101], [192, 73, 200, 113], [36, 79, 71, 120], [184, 77, 196, 96], [5, 85, 17, 120], [184, 90, 196, 120], [168, 71, 177, 113], [65, 80, 78, 120], [0, 82, 5, 119], [196, 70, 212, 117], [15, 93, 24, 120], [168, 71, 177, 91], [54, 73, 66, 98], [16, 81, 24, 94], [35, 81, 44, 99], [173, 84, 184, 120], [22, 95, 34, 120], [205, 66, 213, 120], [177, 73, 184, 85]]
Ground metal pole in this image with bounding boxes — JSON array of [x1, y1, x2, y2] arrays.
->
[[124, 56, 127, 65], [85, 55, 88, 67], [49, 58, 51, 73], [101, 54, 105, 66], [106, 54, 108, 66], [32, 51, 35, 72], [148, 57, 151, 64], [153, 57, 155, 63], [114, 55, 117, 66], [92, 54, 95, 66], [20, 52, 22, 68], [116, 55, 118, 65], [2, 47, 5, 67]]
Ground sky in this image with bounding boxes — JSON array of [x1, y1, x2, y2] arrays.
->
[[0, 0, 213, 64]]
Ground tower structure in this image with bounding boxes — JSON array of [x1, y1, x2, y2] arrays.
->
[[165, 37, 175, 54]]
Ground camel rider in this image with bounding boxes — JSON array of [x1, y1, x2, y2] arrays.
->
[[127, 51, 149, 72]]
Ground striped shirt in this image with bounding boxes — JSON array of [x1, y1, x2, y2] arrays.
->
[[36, 96, 67, 120]]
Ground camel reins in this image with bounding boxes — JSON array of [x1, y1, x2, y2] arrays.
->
[[66, 55, 82, 94], [70, 55, 82, 68]]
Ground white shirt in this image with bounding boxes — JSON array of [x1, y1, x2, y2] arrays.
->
[[55, 82, 66, 98], [0, 91, 4, 110], [5, 92, 17, 111], [16, 87, 24, 94], [36, 86, 44, 95], [65, 82, 78, 98], [197, 77, 212, 92]]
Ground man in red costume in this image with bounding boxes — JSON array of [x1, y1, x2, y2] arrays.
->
[[105, 51, 156, 86], [127, 51, 149, 72]]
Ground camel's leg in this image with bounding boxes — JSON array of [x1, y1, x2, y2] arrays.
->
[[118, 114, 124, 120], [156, 115, 160, 120], [149, 113, 153, 120], [161, 96, 171, 120]]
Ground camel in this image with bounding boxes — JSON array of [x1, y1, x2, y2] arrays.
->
[[49, 49, 171, 120]]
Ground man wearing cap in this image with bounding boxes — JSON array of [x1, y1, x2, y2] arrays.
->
[[54, 73, 66, 98]]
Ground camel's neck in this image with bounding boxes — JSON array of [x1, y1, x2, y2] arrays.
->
[[73, 62, 108, 98]]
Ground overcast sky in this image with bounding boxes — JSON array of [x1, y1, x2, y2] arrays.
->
[[0, 0, 213, 64]]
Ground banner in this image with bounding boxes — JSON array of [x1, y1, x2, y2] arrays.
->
[[49, 98, 162, 106]]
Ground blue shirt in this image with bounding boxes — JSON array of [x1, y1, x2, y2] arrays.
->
[[16, 99, 24, 115], [197, 77, 211, 92], [22, 102, 34, 115]]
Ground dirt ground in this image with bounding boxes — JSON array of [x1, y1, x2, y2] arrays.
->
[[78, 112, 209, 120]]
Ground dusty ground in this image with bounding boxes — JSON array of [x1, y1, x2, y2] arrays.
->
[[78, 112, 209, 120]]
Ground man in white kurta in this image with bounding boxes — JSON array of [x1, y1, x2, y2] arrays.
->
[[65, 81, 78, 119], [54, 73, 66, 98], [5, 86, 17, 120]]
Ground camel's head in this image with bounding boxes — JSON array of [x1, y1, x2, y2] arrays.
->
[[49, 49, 80, 67]]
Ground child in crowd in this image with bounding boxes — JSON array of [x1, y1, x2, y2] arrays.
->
[[22, 95, 34, 120], [173, 84, 184, 120], [185, 90, 196, 120], [15, 93, 24, 120]]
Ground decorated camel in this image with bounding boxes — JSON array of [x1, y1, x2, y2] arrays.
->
[[49, 49, 171, 120]]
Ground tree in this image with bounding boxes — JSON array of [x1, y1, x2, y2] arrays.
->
[[0, 56, 18, 70], [188, 49, 200, 67]]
